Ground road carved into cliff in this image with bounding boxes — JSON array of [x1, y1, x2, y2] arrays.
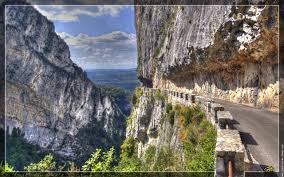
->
[[145, 87, 278, 172]]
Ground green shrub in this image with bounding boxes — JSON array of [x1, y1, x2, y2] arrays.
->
[[115, 154, 142, 172], [115, 137, 142, 171], [154, 89, 165, 101], [168, 110, 175, 125], [174, 104, 181, 111], [179, 106, 206, 127], [182, 118, 216, 171], [153, 146, 179, 171], [166, 103, 173, 113], [187, 122, 216, 171], [173, 104, 217, 171], [24, 154, 56, 172], [180, 107, 193, 127], [192, 111, 205, 125], [132, 88, 143, 106], [82, 147, 115, 172], [144, 146, 156, 166], [0, 162, 14, 173], [120, 137, 136, 157], [126, 115, 133, 125]]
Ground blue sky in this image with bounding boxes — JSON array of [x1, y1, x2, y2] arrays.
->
[[34, 5, 137, 69]]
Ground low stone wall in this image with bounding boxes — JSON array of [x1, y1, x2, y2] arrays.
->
[[143, 87, 246, 177]]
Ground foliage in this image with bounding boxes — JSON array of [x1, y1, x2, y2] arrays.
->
[[120, 137, 136, 157], [154, 89, 165, 102], [163, 103, 217, 171], [0, 162, 14, 174], [82, 147, 115, 172], [165, 103, 183, 126], [114, 153, 142, 172], [179, 110, 216, 171], [153, 146, 180, 171], [126, 115, 133, 125], [178, 129, 188, 141], [168, 110, 175, 125], [176, 105, 206, 127], [6, 128, 46, 170], [166, 103, 173, 113], [174, 104, 181, 112], [132, 87, 143, 106], [115, 137, 142, 171], [143, 145, 156, 170], [24, 154, 56, 172], [4, 163, 14, 172], [186, 120, 216, 171]]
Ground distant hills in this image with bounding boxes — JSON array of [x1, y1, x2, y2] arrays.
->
[[86, 68, 141, 93]]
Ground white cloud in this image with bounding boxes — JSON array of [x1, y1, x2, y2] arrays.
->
[[57, 31, 136, 47], [57, 31, 137, 69], [34, 5, 130, 22]]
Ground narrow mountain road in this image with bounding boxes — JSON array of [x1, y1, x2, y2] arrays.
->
[[214, 98, 279, 171]]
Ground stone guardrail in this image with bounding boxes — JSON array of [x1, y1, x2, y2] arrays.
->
[[141, 87, 245, 177]]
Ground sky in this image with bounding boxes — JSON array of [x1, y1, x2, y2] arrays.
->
[[34, 5, 137, 70]]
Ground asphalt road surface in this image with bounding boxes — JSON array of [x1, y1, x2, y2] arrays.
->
[[214, 99, 279, 171]]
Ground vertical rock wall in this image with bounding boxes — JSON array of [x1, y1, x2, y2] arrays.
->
[[136, 5, 279, 110], [5, 5, 126, 162]]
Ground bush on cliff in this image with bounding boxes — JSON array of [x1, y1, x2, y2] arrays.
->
[[168, 104, 217, 171], [24, 154, 56, 172], [132, 88, 143, 106], [168, 110, 175, 125], [166, 103, 173, 113], [115, 137, 142, 171], [144, 145, 156, 169], [154, 89, 165, 102], [178, 105, 206, 127], [82, 147, 115, 172], [0, 162, 14, 173]]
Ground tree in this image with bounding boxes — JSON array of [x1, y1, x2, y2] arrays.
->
[[24, 154, 56, 172], [115, 136, 142, 171], [82, 147, 115, 172], [0, 162, 14, 174], [120, 137, 136, 157]]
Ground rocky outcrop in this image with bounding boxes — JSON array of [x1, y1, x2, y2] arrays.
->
[[126, 88, 184, 167], [5, 6, 126, 162], [136, 5, 279, 111]]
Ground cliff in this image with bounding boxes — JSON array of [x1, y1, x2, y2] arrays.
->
[[136, 5, 279, 110], [126, 89, 184, 163], [5, 5, 126, 162], [125, 4, 279, 171], [125, 88, 216, 171]]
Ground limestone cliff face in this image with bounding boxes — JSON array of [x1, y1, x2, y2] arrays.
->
[[126, 89, 184, 168], [5, 6, 126, 162], [136, 5, 279, 110]]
